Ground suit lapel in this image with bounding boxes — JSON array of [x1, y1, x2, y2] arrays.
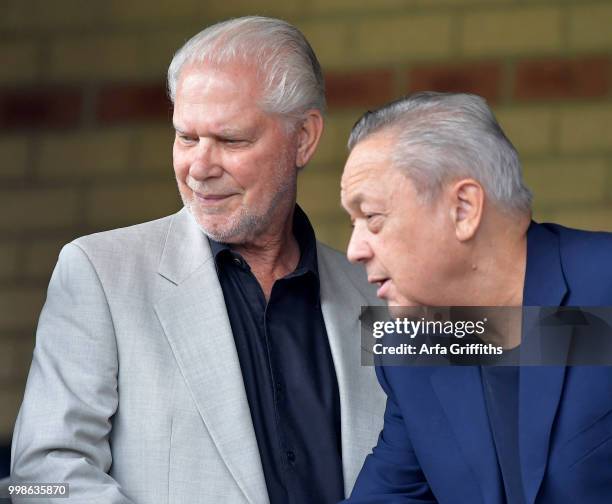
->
[[520, 223, 569, 504], [154, 209, 268, 504], [317, 245, 386, 496]]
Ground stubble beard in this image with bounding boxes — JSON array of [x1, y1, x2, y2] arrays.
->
[[180, 155, 298, 244]]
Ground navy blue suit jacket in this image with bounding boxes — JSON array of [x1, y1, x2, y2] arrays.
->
[[347, 222, 612, 504]]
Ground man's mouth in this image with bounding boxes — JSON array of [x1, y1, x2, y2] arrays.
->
[[369, 277, 391, 298], [194, 192, 236, 203]]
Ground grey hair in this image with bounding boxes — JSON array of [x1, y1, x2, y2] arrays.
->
[[348, 92, 532, 214], [167, 16, 325, 120]]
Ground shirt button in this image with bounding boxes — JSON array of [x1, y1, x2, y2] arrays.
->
[[286, 450, 296, 464]]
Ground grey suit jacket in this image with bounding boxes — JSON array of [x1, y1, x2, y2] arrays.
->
[[11, 208, 386, 503]]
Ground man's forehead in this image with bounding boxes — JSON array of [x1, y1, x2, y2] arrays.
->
[[341, 165, 396, 210], [172, 63, 271, 133], [173, 103, 258, 132], [342, 137, 394, 185]]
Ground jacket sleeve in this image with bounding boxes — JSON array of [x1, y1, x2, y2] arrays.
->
[[342, 365, 437, 503], [11, 243, 135, 503]]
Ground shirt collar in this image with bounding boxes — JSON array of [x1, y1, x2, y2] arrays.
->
[[207, 204, 319, 278]]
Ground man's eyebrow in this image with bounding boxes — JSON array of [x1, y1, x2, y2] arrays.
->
[[173, 124, 188, 135], [172, 125, 252, 137], [351, 193, 365, 205], [216, 126, 252, 138], [342, 191, 364, 208]]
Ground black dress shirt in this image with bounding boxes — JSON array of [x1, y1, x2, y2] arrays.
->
[[481, 349, 526, 504], [208, 206, 344, 504]]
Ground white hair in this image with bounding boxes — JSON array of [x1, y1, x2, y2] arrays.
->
[[167, 16, 325, 120], [348, 92, 532, 214]]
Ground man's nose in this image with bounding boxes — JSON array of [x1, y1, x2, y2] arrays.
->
[[346, 225, 373, 264], [190, 140, 223, 179]]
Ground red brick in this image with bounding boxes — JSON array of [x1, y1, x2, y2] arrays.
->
[[97, 83, 172, 124], [325, 69, 395, 109], [409, 62, 502, 103], [0, 87, 82, 130], [514, 56, 611, 100]]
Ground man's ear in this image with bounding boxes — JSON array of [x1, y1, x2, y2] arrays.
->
[[448, 178, 484, 242], [296, 109, 324, 168]]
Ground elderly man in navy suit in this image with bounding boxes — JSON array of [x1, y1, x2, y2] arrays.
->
[[340, 92, 612, 504]]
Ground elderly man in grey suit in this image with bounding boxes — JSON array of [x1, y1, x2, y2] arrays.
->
[[11, 17, 384, 504]]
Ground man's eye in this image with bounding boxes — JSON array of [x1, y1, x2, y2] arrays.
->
[[365, 214, 384, 231], [223, 138, 248, 146], [179, 135, 197, 144]]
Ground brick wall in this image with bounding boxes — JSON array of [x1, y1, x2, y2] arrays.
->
[[1, 0, 611, 440]]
